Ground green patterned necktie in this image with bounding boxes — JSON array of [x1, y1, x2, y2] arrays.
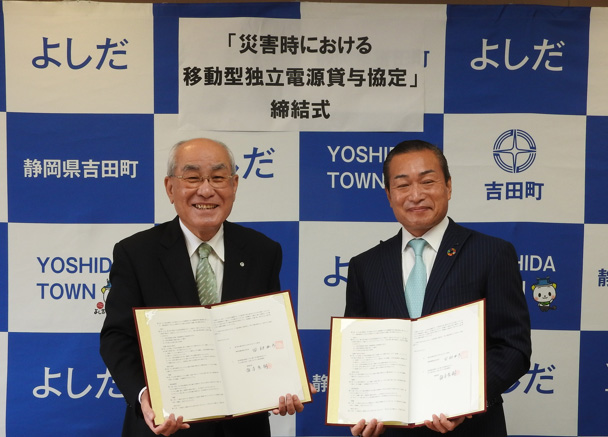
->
[[405, 238, 427, 318], [196, 243, 218, 305]]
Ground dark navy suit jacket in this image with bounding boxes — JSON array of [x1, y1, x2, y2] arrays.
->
[[100, 217, 282, 437], [345, 218, 531, 437]]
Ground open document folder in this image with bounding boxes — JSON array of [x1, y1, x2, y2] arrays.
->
[[327, 299, 486, 428], [134, 290, 311, 425]]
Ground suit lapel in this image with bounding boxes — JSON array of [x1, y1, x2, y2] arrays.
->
[[222, 221, 250, 302], [159, 217, 200, 306], [422, 219, 471, 315], [380, 231, 410, 317]]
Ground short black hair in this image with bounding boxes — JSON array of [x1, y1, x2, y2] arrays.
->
[[383, 139, 451, 189]]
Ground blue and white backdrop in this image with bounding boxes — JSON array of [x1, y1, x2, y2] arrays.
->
[[0, 2, 607, 436]]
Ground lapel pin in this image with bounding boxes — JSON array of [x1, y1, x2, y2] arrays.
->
[[447, 248, 456, 256]]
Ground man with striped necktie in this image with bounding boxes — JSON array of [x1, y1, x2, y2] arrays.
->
[[101, 138, 310, 437]]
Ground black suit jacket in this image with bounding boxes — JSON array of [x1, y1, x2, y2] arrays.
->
[[100, 217, 282, 437], [345, 218, 531, 437]]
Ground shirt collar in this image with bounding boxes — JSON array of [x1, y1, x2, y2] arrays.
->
[[401, 216, 449, 253], [179, 219, 225, 262]]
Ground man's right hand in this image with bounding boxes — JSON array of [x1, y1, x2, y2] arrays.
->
[[141, 388, 190, 436]]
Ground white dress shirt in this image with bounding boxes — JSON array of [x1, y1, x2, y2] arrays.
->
[[179, 219, 225, 301], [400, 216, 449, 290]]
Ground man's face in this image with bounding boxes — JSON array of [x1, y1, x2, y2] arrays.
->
[[385, 149, 452, 237], [164, 139, 238, 241]]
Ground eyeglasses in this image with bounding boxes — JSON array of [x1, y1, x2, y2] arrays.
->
[[171, 174, 234, 189]]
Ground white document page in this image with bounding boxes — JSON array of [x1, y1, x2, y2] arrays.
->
[[145, 308, 227, 420], [211, 293, 304, 414], [337, 318, 412, 423], [408, 304, 483, 423]]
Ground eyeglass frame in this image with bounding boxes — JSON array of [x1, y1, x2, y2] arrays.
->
[[169, 173, 235, 189]]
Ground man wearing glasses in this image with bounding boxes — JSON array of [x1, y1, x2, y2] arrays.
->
[[100, 138, 307, 437]]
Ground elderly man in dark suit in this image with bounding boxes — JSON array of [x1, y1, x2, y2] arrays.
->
[[100, 138, 307, 437], [346, 140, 531, 437]]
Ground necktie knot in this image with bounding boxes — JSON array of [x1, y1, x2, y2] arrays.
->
[[408, 238, 426, 256], [198, 242, 212, 259]]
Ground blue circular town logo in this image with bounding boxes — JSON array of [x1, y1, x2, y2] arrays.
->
[[493, 129, 537, 173]]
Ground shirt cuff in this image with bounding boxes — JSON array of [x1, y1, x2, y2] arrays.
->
[[138, 386, 147, 404]]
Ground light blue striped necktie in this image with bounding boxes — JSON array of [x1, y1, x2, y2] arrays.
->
[[196, 243, 218, 305], [405, 238, 427, 318]]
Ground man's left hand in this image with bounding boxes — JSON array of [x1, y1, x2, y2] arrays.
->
[[272, 383, 317, 416]]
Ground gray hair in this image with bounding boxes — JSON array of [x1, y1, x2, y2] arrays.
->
[[166, 138, 237, 176]]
